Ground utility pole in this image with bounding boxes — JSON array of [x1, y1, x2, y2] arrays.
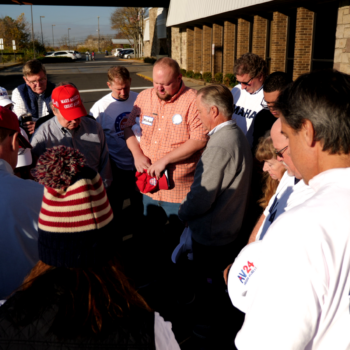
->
[[68, 28, 71, 50], [52, 24, 55, 48], [40, 16, 45, 45], [97, 16, 100, 53], [31, 5, 35, 58]]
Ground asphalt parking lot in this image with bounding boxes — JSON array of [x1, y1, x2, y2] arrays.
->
[[0, 54, 153, 111]]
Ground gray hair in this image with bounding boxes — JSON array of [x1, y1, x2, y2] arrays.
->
[[197, 84, 234, 119], [274, 69, 350, 155]]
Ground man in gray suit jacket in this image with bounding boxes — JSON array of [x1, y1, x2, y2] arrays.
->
[[178, 85, 252, 333]]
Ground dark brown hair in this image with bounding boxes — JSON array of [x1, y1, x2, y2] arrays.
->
[[0, 128, 14, 143], [234, 53, 267, 80], [11, 258, 151, 339], [107, 66, 131, 83]]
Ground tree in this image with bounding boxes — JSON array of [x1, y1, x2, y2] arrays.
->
[[0, 13, 30, 50], [110, 7, 144, 57]]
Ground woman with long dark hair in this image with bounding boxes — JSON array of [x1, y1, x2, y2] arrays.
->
[[0, 146, 180, 349]]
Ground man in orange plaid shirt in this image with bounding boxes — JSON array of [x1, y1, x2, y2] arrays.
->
[[124, 57, 208, 222]]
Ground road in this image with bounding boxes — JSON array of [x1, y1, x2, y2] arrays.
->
[[0, 54, 153, 111]]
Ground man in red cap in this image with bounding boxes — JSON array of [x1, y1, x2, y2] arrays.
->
[[0, 106, 44, 299], [30, 84, 112, 189]]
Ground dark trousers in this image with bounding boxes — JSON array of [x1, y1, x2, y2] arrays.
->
[[107, 162, 143, 222]]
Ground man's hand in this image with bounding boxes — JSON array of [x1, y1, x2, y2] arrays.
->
[[223, 263, 232, 285], [147, 157, 168, 179], [134, 152, 151, 173], [24, 121, 36, 135]]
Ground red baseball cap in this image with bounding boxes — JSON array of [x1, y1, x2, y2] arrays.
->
[[51, 85, 87, 121], [0, 106, 32, 149], [135, 170, 169, 193]]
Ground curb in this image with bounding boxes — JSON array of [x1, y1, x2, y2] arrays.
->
[[136, 73, 153, 83], [0, 62, 22, 71]]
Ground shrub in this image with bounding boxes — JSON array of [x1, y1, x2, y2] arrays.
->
[[202, 72, 212, 83], [186, 70, 194, 78], [180, 68, 186, 76], [224, 73, 237, 87], [144, 57, 157, 64], [193, 72, 202, 79], [214, 72, 223, 83]]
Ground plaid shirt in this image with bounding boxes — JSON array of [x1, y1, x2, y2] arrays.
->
[[126, 82, 208, 203]]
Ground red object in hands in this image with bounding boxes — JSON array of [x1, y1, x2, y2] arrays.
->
[[135, 169, 169, 193]]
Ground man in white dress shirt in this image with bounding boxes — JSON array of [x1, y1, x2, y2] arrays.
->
[[234, 69, 350, 350]]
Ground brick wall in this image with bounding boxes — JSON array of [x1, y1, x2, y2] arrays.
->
[[237, 18, 250, 57], [252, 15, 267, 59], [193, 26, 203, 72], [212, 23, 223, 75], [171, 27, 181, 64], [223, 21, 236, 76], [181, 29, 187, 70], [186, 27, 194, 72], [334, 5, 350, 74], [202, 24, 212, 73], [293, 7, 314, 80], [270, 12, 288, 73]]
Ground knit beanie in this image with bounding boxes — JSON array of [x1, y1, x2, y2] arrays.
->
[[31, 145, 114, 268]]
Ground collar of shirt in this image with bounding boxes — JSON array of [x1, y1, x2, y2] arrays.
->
[[308, 167, 350, 192], [54, 116, 79, 135], [250, 84, 264, 95], [208, 120, 235, 136], [154, 80, 186, 104], [0, 159, 14, 175]]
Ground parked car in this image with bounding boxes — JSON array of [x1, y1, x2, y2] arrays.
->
[[44, 51, 53, 56], [118, 49, 135, 59], [69, 50, 82, 59], [45, 51, 78, 60]]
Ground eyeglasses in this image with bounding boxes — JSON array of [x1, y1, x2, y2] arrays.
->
[[274, 145, 288, 158], [25, 77, 47, 85], [261, 98, 276, 111], [237, 75, 255, 86]]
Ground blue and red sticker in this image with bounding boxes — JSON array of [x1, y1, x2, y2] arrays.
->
[[149, 178, 157, 186], [238, 261, 256, 284], [114, 112, 131, 139]]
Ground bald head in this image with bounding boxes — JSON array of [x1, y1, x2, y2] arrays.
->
[[271, 119, 301, 179], [153, 57, 181, 77]]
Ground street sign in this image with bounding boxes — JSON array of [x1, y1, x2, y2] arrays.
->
[[212, 43, 215, 55], [0, 39, 3, 50], [13, 46, 16, 51], [12, 40, 15, 45]]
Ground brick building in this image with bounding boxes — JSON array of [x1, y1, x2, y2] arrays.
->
[[166, 0, 348, 79]]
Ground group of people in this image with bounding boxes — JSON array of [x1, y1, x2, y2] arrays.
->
[[0, 51, 349, 349]]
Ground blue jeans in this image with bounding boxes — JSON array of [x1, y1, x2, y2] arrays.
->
[[142, 194, 180, 218]]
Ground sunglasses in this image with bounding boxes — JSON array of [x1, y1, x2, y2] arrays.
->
[[274, 145, 288, 158], [237, 75, 256, 86]]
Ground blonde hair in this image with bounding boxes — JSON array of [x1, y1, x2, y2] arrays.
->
[[23, 59, 46, 77], [255, 132, 285, 209]]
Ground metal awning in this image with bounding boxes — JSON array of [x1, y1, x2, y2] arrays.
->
[[112, 39, 135, 44], [166, 0, 272, 26], [1, 0, 170, 7]]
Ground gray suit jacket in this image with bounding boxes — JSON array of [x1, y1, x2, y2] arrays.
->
[[178, 123, 252, 246]]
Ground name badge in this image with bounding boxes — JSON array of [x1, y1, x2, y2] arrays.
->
[[142, 115, 154, 126]]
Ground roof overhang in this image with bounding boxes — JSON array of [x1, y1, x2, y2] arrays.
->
[[1, 0, 170, 7]]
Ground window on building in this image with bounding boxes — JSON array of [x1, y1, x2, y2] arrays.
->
[[157, 8, 167, 39], [249, 21, 253, 52], [266, 18, 273, 74], [311, 2, 338, 71]]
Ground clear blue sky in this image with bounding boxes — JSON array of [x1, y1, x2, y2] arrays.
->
[[0, 5, 119, 45]]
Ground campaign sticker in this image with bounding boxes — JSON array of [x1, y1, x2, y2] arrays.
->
[[172, 114, 182, 125], [149, 178, 157, 186], [142, 115, 154, 126], [114, 112, 130, 139]]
